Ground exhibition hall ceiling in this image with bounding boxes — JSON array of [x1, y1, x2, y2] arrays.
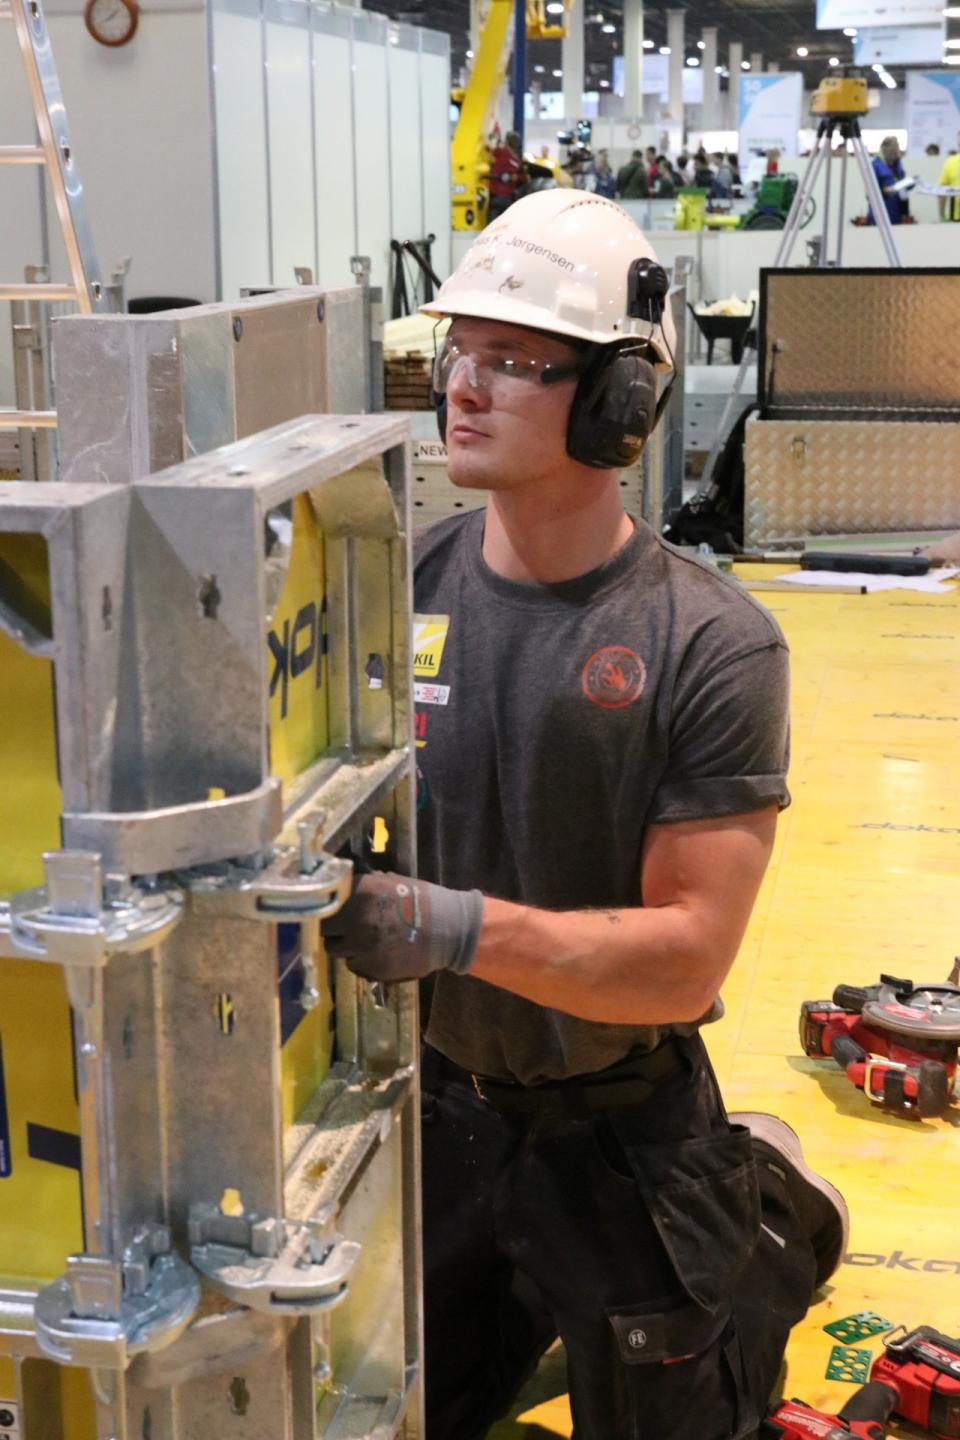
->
[[363, 0, 915, 92]]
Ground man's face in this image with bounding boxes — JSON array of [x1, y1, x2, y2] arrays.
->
[[440, 317, 584, 492], [885, 140, 900, 162]]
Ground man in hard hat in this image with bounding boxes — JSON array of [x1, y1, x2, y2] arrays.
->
[[323, 190, 847, 1440]]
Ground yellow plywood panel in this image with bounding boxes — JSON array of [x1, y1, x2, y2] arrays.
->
[[489, 575, 960, 1438], [268, 493, 330, 786], [0, 537, 80, 1285], [266, 495, 337, 1125]]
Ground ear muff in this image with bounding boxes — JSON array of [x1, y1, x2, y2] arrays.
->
[[566, 345, 661, 469]]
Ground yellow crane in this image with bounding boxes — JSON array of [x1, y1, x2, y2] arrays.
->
[[451, 0, 571, 231]]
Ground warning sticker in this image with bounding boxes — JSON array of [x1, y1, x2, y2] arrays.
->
[[0, 1399, 20, 1439], [0, 1037, 10, 1179], [414, 682, 450, 706], [412, 615, 450, 678]]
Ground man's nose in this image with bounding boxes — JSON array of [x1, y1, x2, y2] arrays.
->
[[445, 354, 490, 409]]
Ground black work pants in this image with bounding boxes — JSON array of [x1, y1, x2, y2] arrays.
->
[[421, 1037, 816, 1440]]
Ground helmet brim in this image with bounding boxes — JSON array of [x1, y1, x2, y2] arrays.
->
[[420, 289, 672, 364]]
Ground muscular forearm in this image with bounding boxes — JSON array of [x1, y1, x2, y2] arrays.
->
[[470, 897, 738, 1025]]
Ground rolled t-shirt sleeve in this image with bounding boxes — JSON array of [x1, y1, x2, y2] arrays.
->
[[648, 639, 791, 823]]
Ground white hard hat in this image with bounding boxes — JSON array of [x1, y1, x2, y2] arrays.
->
[[421, 189, 676, 359]]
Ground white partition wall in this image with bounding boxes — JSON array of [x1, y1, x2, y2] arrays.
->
[[265, 0, 316, 287], [420, 29, 454, 281], [352, 12, 393, 296], [211, 0, 272, 298], [389, 23, 426, 261], [313, 5, 358, 289], [210, 0, 452, 299]]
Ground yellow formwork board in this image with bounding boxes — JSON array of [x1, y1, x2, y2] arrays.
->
[[0, 535, 78, 1283], [267, 493, 336, 1129], [489, 572, 960, 1437]]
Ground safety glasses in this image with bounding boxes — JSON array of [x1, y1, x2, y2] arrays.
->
[[432, 333, 588, 398]]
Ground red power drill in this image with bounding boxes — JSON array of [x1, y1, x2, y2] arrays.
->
[[868, 1325, 960, 1438], [799, 975, 960, 1118], [761, 1382, 896, 1438]]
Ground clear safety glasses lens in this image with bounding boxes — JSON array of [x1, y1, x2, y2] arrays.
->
[[432, 337, 583, 396]]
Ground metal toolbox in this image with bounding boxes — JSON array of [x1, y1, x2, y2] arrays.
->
[[744, 268, 960, 545], [743, 416, 960, 547]]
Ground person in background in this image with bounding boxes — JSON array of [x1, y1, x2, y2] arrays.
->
[[616, 148, 650, 199], [869, 135, 909, 226], [595, 149, 617, 199], [488, 130, 526, 222], [654, 155, 676, 198], [645, 143, 660, 187], [693, 147, 715, 188], [765, 147, 780, 175], [676, 152, 693, 184], [937, 136, 960, 220], [925, 142, 941, 156], [711, 152, 734, 199]]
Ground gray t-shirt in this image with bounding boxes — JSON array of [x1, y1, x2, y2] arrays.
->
[[413, 510, 790, 1085]]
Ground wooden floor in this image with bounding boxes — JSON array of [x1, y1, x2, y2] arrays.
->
[[488, 565, 960, 1438]]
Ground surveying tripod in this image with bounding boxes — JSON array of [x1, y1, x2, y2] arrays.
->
[[694, 108, 903, 500]]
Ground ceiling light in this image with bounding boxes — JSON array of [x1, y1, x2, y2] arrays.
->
[[546, 2, 564, 12], [593, 11, 603, 20], [871, 60, 883, 68], [534, 63, 545, 71], [828, 55, 839, 65], [602, 22, 615, 32], [659, 44, 671, 53], [945, 52, 960, 61], [714, 63, 724, 71], [945, 35, 960, 44], [944, 6, 960, 15], [879, 69, 897, 86], [643, 37, 654, 47], [796, 45, 808, 56], [741, 59, 751, 68], [697, 38, 706, 48], [552, 68, 562, 76], [843, 25, 858, 33], [686, 55, 700, 65], [600, 78, 611, 86]]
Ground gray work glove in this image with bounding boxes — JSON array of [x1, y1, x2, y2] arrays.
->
[[321, 871, 484, 982]]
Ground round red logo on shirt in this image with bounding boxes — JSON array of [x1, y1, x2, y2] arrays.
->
[[582, 647, 647, 709]]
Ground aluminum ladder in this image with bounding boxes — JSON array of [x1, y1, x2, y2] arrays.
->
[[1, 0, 106, 452]]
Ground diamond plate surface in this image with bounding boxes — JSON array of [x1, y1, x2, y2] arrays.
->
[[744, 418, 960, 546], [761, 271, 960, 417]]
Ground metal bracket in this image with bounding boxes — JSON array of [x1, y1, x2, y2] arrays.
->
[[1, 852, 183, 1074], [188, 1204, 360, 1315], [4, 850, 183, 969], [34, 1226, 200, 1370], [184, 809, 353, 921]]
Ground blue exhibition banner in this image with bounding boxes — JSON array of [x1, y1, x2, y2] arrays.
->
[[906, 72, 960, 154], [738, 73, 803, 171]]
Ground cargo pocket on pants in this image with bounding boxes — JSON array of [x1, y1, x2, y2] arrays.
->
[[607, 1303, 758, 1440], [602, 1118, 761, 1313]]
